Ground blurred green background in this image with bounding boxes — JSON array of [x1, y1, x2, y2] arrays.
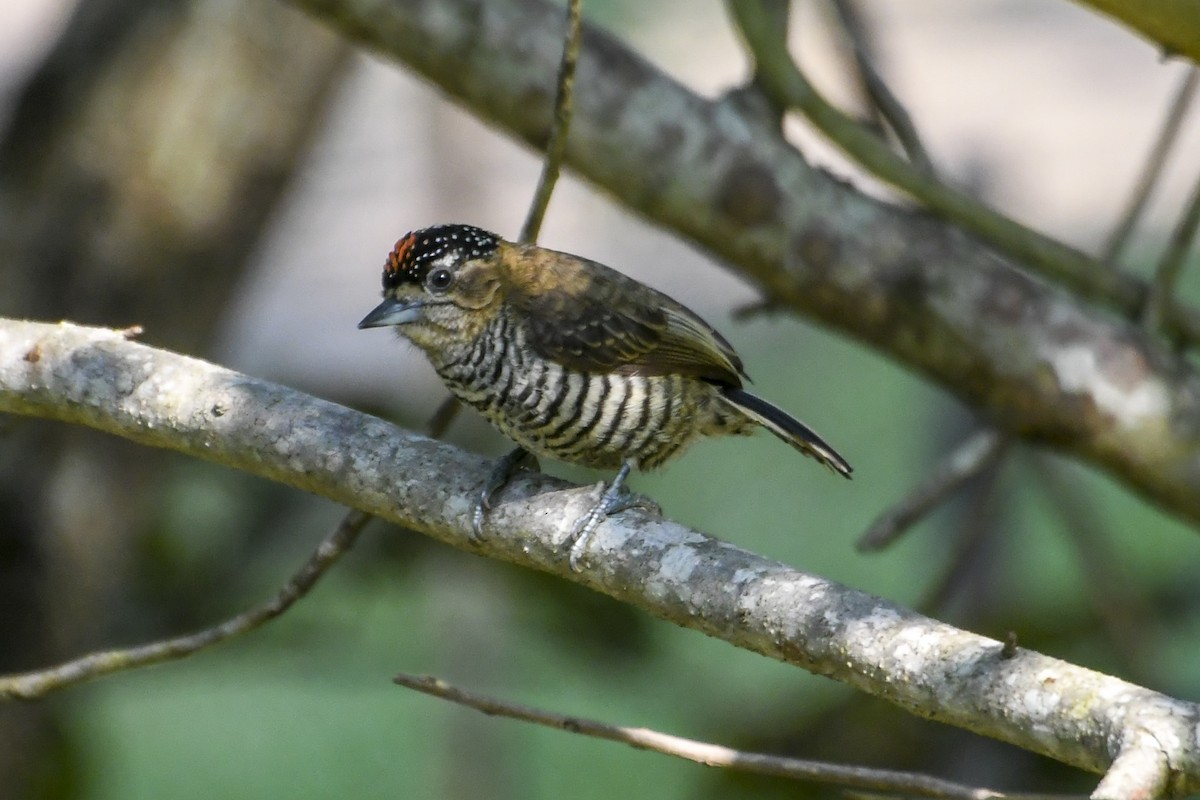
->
[[2, 1, 1199, 798]]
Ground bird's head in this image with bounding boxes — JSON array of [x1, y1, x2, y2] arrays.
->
[[359, 224, 505, 348]]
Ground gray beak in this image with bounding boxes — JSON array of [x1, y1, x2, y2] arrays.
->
[[358, 297, 423, 329]]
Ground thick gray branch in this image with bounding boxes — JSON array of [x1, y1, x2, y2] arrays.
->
[[2, 318, 1198, 795], [285, 0, 1200, 532]]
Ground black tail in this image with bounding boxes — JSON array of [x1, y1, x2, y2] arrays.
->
[[723, 387, 852, 478]]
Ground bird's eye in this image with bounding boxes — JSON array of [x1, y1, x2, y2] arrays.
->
[[427, 269, 454, 292]]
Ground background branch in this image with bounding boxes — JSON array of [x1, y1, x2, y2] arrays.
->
[[857, 429, 1007, 552], [288, 0, 1200, 534], [0, 2, 348, 791], [828, 0, 936, 175], [1142, 169, 1200, 334], [2, 318, 1198, 795]]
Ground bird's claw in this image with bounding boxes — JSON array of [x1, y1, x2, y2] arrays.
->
[[470, 489, 491, 540], [471, 447, 529, 541], [566, 466, 659, 571]]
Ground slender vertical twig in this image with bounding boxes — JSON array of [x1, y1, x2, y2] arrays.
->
[[1143, 169, 1200, 334], [1103, 68, 1199, 264], [519, 0, 583, 244], [916, 490, 1003, 618], [829, 0, 934, 176]]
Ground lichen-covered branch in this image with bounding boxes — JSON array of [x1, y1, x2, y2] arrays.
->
[[2, 318, 1198, 795], [287, 0, 1200, 531]]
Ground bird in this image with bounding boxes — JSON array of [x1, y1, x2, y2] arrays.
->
[[359, 223, 851, 568]]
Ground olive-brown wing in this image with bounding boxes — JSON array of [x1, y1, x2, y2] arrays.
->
[[510, 252, 746, 386]]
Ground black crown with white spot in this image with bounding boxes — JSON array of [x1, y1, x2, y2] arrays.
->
[[382, 224, 501, 290]]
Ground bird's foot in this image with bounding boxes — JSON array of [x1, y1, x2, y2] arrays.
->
[[565, 462, 659, 571], [471, 447, 533, 539]]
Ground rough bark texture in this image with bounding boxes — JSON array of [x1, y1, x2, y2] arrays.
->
[[2, 319, 1198, 797], [283, 0, 1200, 534]]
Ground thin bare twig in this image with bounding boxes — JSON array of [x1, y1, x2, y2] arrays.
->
[[858, 429, 1007, 552], [829, 0, 935, 175], [731, 297, 783, 320], [1103, 67, 1199, 263], [0, 509, 370, 700], [393, 672, 1081, 800], [1142, 166, 1200, 335], [519, 0, 582, 244]]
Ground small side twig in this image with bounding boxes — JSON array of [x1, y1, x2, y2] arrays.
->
[[0, 509, 370, 700], [731, 297, 783, 320], [1142, 165, 1200, 336], [393, 672, 1081, 800], [858, 429, 1007, 552], [829, 0, 934, 176], [518, 0, 582, 244], [1102, 67, 1199, 263]]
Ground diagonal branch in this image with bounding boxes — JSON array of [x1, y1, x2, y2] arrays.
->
[[1, 319, 1198, 796], [287, 0, 1200, 533], [1070, 0, 1200, 65]]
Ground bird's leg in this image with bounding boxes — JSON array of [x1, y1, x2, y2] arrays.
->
[[566, 460, 661, 571], [472, 447, 533, 539]]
